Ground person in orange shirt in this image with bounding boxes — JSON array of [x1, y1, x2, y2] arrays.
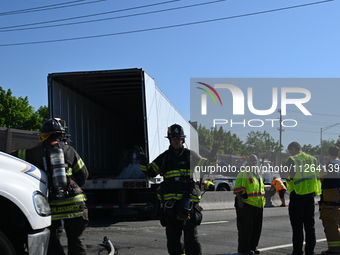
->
[[271, 176, 287, 207]]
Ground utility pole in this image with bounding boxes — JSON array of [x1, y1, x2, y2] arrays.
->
[[277, 109, 284, 165]]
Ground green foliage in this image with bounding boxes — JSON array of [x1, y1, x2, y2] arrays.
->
[[301, 144, 319, 155], [302, 139, 340, 156], [335, 139, 340, 148], [245, 130, 281, 154], [198, 125, 214, 151], [0, 87, 48, 131], [198, 126, 285, 156], [197, 125, 248, 156], [36, 105, 49, 124], [198, 123, 336, 157]]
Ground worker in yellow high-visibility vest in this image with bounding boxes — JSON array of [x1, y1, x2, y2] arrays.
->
[[234, 154, 265, 255], [203, 179, 215, 191], [281, 141, 321, 255]]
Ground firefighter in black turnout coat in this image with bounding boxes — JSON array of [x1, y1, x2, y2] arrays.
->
[[140, 124, 209, 255], [12, 118, 89, 255]]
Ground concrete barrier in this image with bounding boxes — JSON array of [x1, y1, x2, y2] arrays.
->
[[265, 190, 290, 207], [200, 191, 235, 210], [200, 190, 291, 210]]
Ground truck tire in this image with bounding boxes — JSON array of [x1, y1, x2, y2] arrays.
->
[[0, 231, 16, 255], [216, 183, 230, 191]]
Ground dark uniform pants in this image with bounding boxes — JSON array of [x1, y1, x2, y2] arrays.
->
[[289, 191, 316, 255], [163, 207, 202, 255], [47, 214, 88, 255], [236, 202, 263, 253]]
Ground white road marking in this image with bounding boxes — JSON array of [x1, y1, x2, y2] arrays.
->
[[201, 221, 229, 225], [259, 238, 327, 251]]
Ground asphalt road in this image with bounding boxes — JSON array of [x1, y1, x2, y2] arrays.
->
[[60, 205, 328, 255]]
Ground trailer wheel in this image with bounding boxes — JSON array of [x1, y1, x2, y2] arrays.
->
[[216, 183, 230, 191], [0, 231, 16, 255]]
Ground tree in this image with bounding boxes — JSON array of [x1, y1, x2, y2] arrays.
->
[[245, 130, 280, 154], [197, 124, 214, 151], [0, 87, 48, 131], [36, 106, 49, 124], [197, 125, 247, 156], [301, 144, 319, 155], [335, 138, 340, 148], [319, 139, 339, 158]]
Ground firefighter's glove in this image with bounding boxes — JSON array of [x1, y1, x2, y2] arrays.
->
[[177, 209, 191, 221], [135, 145, 148, 165], [177, 194, 193, 221]]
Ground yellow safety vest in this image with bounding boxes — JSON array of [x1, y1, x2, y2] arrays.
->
[[234, 170, 266, 208], [286, 152, 321, 195], [204, 181, 214, 190]]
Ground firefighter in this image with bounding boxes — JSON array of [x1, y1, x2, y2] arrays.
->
[[12, 118, 89, 255], [271, 176, 287, 207], [139, 124, 211, 255], [320, 145, 340, 255], [233, 154, 266, 255]]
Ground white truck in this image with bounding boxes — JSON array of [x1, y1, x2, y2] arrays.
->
[[213, 176, 236, 191], [0, 151, 51, 254], [48, 68, 199, 218]]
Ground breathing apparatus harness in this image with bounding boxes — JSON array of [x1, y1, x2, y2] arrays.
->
[[44, 140, 69, 199], [160, 147, 196, 221]]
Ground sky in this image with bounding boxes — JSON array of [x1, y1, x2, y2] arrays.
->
[[0, 0, 339, 150]]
